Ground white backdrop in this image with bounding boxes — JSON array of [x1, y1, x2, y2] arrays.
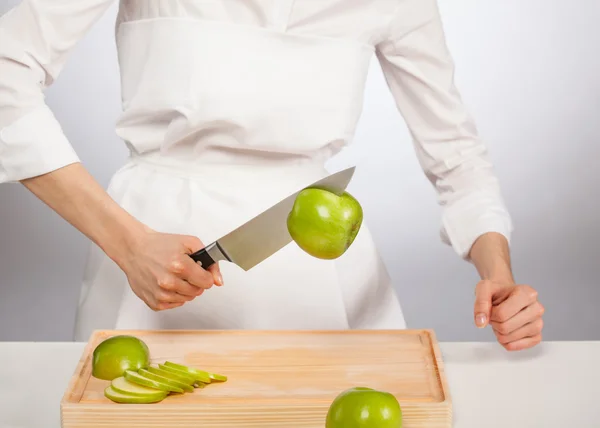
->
[[1, 0, 599, 342]]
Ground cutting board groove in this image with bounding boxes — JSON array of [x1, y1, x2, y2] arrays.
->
[[61, 329, 451, 427]]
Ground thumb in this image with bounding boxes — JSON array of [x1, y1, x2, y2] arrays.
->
[[208, 262, 223, 287], [474, 280, 494, 328]]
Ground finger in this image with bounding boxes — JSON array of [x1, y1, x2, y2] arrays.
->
[[180, 256, 216, 290], [494, 318, 544, 345], [491, 301, 545, 336], [491, 289, 512, 306], [502, 334, 542, 352], [208, 262, 223, 286], [156, 290, 195, 305], [159, 273, 205, 297], [154, 301, 185, 311], [159, 301, 186, 310], [490, 286, 539, 323], [474, 280, 495, 328], [167, 258, 214, 292], [182, 235, 204, 253]]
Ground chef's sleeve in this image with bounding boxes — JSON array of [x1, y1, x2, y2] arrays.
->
[[0, 0, 114, 183], [375, 0, 513, 260]]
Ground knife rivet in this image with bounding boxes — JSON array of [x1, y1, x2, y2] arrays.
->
[[196, 261, 203, 267]]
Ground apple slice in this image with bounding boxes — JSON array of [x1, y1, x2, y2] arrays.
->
[[152, 364, 196, 385], [104, 385, 166, 404], [147, 366, 195, 386], [163, 361, 211, 383], [111, 376, 164, 397], [124, 370, 184, 394], [208, 372, 227, 382], [164, 361, 227, 383], [138, 368, 194, 393]]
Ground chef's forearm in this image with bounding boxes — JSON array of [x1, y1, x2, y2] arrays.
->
[[468, 232, 515, 284], [20, 163, 146, 264]]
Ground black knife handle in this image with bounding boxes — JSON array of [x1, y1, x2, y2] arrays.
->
[[189, 247, 216, 269]]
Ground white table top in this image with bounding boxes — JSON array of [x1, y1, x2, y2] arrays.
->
[[1, 341, 599, 428]]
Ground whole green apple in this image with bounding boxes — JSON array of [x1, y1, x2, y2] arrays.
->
[[326, 387, 403, 428], [287, 187, 363, 259]]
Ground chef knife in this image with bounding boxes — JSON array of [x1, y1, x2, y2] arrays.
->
[[188, 166, 356, 271]]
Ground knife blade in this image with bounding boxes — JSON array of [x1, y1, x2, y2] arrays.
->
[[188, 166, 356, 271]]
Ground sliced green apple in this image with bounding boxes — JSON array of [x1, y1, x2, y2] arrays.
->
[[111, 376, 164, 397], [208, 372, 228, 382], [163, 361, 228, 383], [154, 364, 197, 385], [163, 361, 212, 383], [138, 368, 194, 393], [92, 335, 150, 381], [104, 385, 166, 404], [124, 369, 184, 394]]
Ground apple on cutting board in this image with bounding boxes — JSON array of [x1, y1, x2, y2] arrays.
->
[[90, 334, 403, 427], [91, 335, 227, 404]]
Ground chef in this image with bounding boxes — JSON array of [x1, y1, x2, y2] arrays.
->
[[0, 0, 544, 350]]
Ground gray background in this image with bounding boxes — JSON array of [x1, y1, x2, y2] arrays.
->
[[1, 0, 598, 342]]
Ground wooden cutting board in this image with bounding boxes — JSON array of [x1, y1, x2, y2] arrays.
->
[[61, 329, 452, 427]]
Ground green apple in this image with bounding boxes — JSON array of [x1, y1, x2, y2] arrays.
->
[[163, 361, 227, 383], [163, 361, 211, 383], [124, 369, 184, 394], [92, 335, 150, 381], [149, 365, 196, 385], [208, 373, 227, 382], [326, 387, 402, 428], [111, 376, 164, 397], [287, 187, 363, 260], [138, 368, 194, 393], [104, 385, 166, 404]]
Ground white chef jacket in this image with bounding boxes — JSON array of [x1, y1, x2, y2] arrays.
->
[[0, 0, 513, 340]]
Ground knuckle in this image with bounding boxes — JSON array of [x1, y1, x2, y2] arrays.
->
[[537, 303, 545, 316], [148, 301, 161, 312], [168, 259, 186, 275], [496, 323, 511, 335], [156, 291, 172, 303], [534, 318, 544, 332], [517, 284, 537, 300], [156, 302, 171, 311], [496, 332, 510, 345], [527, 287, 539, 300], [159, 276, 176, 291], [494, 309, 509, 323], [186, 236, 203, 250]]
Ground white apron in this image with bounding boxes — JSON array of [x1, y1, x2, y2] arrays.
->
[[1, 1, 514, 342], [72, 3, 407, 341]]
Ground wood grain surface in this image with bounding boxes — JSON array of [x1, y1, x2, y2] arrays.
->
[[61, 329, 452, 427]]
